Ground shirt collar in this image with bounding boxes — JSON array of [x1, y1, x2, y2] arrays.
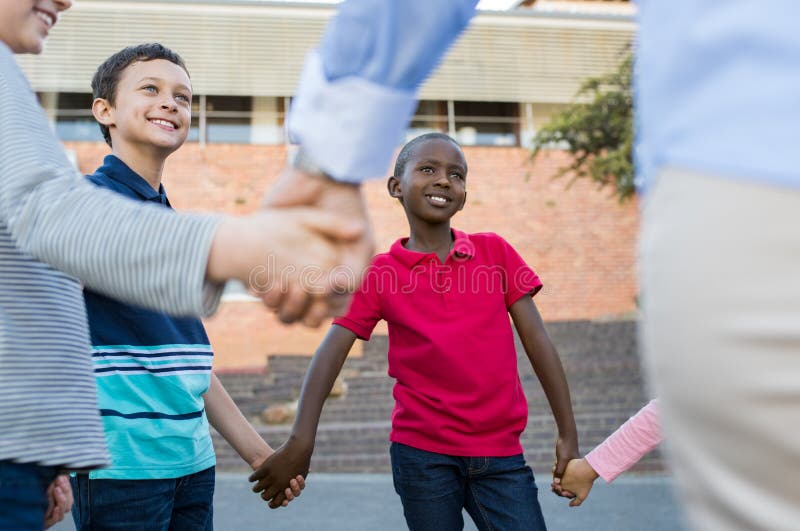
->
[[389, 228, 475, 268], [96, 154, 169, 204]]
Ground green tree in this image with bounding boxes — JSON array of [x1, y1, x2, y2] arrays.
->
[[531, 53, 634, 200]]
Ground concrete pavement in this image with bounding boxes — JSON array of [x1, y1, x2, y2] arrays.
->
[[53, 472, 687, 530]]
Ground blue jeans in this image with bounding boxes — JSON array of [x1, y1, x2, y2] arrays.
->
[[390, 443, 547, 531], [70, 466, 215, 531], [0, 460, 60, 531]]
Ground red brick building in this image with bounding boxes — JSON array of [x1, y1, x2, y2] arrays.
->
[[25, 1, 637, 369], [66, 142, 638, 369]]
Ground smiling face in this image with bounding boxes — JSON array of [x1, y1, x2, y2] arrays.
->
[[93, 59, 192, 157], [389, 136, 468, 226], [0, 0, 72, 54]]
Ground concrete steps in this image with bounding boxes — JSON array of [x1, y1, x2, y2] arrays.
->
[[213, 320, 664, 475]]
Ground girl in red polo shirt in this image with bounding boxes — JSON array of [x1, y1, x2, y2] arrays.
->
[[252, 133, 579, 530]]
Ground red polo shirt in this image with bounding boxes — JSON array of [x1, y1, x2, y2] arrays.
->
[[333, 229, 542, 456]]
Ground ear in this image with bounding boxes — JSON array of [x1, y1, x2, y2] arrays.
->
[[91, 98, 115, 127], [387, 176, 403, 200], [457, 191, 467, 211]]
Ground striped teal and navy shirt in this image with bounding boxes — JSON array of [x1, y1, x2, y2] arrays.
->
[[84, 156, 216, 479], [1, 43, 221, 470]]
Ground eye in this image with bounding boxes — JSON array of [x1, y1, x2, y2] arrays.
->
[[175, 93, 191, 104], [450, 171, 464, 180], [420, 166, 434, 174], [141, 85, 157, 94]]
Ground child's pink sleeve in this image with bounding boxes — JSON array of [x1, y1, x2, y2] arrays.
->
[[584, 399, 662, 483]]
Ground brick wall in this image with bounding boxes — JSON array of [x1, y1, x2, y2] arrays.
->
[[66, 142, 639, 369]]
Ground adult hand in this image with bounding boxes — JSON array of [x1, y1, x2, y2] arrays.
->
[[44, 475, 73, 529], [262, 164, 374, 319], [207, 206, 364, 327], [249, 437, 314, 509]]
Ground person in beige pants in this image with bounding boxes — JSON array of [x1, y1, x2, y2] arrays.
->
[[640, 168, 800, 530]]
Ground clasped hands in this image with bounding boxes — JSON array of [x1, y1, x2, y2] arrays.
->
[[249, 437, 313, 509], [208, 165, 374, 327], [251, 437, 583, 510], [551, 436, 599, 507]]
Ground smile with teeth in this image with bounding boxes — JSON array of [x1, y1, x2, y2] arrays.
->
[[426, 194, 450, 205], [34, 10, 55, 28], [150, 118, 178, 130]]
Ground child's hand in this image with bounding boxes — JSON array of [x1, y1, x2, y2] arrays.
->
[[249, 438, 313, 509], [44, 475, 73, 529], [560, 458, 599, 507], [250, 451, 306, 508], [551, 435, 580, 498]]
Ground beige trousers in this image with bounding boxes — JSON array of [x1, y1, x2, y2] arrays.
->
[[640, 168, 800, 531]]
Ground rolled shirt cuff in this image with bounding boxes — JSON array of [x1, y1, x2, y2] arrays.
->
[[287, 51, 418, 183], [584, 450, 618, 484]]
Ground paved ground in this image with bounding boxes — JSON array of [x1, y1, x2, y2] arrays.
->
[[54, 472, 687, 530]]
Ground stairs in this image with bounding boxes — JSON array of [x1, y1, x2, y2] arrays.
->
[[213, 320, 664, 476]]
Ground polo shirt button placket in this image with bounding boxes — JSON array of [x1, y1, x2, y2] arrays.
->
[[428, 258, 439, 300], [429, 258, 438, 300], [435, 260, 451, 309]]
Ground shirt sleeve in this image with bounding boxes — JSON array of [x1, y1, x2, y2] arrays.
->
[[332, 262, 383, 340], [495, 235, 543, 308], [585, 399, 662, 483], [0, 45, 223, 317], [288, 0, 479, 182]]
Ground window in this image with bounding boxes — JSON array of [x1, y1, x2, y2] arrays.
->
[[199, 96, 286, 145], [404, 100, 523, 147], [47, 91, 523, 148], [405, 100, 448, 141], [453, 101, 519, 147], [186, 116, 201, 143], [205, 96, 253, 144], [250, 96, 286, 145], [54, 92, 104, 142]]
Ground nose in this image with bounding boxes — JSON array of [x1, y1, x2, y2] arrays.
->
[[161, 99, 178, 112], [433, 173, 450, 188]]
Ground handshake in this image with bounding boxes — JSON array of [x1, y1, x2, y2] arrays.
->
[[207, 164, 374, 327]]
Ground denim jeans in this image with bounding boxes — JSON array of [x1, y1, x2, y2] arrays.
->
[[390, 443, 547, 531], [70, 466, 215, 531], [0, 460, 60, 531]]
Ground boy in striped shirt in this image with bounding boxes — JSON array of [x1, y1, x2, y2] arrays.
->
[[69, 44, 302, 530]]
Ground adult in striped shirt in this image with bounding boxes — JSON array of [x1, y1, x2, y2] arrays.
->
[[0, 1, 372, 528]]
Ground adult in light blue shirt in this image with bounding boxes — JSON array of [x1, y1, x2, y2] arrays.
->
[[264, 0, 480, 322], [635, 2, 800, 530], [277, 1, 800, 529], [636, 1, 800, 190], [288, 0, 479, 182]]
